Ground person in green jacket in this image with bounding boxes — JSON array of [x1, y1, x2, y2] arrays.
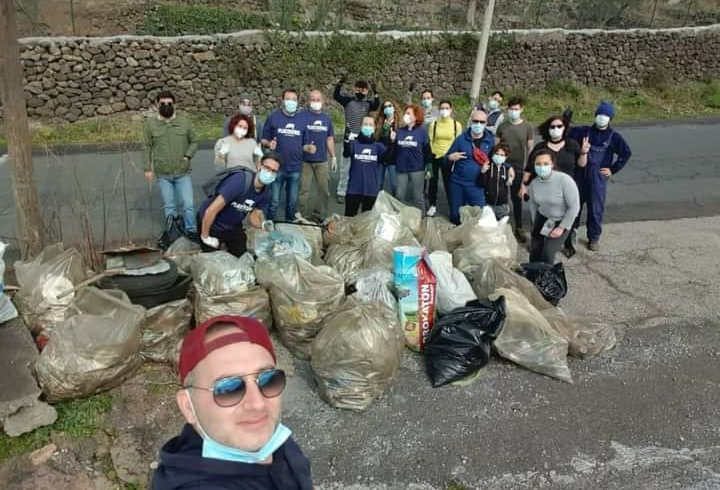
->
[[144, 90, 199, 237]]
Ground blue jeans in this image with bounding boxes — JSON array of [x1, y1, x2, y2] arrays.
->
[[380, 165, 398, 195], [157, 174, 196, 232], [449, 179, 485, 224], [269, 171, 301, 220]]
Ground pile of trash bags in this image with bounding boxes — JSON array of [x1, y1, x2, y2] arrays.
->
[[5, 190, 618, 413]]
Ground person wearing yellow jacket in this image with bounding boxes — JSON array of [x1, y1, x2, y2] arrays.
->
[[426, 100, 462, 217]]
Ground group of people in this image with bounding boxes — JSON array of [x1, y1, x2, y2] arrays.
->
[[143, 83, 632, 264]]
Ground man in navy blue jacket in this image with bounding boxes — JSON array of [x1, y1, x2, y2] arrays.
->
[[568, 101, 632, 251], [444, 109, 495, 224], [152, 315, 313, 490]]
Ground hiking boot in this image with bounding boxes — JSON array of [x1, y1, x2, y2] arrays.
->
[[588, 240, 599, 251], [514, 228, 528, 243], [427, 205, 437, 217], [336, 195, 345, 204]]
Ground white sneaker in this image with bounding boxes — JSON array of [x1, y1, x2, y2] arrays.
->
[[427, 205, 437, 217]]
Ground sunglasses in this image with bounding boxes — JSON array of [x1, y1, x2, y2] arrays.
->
[[471, 119, 487, 123], [549, 124, 564, 129], [187, 368, 286, 407]]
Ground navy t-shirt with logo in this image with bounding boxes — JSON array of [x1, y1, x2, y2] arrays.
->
[[262, 110, 305, 173], [301, 110, 335, 163], [395, 125, 429, 173], [198, 172, 270, 234], [347, 139, 386, 197]]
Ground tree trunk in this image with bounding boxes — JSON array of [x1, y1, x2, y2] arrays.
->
[[0, 0, 44, 256], [466, 0, 478, 28]]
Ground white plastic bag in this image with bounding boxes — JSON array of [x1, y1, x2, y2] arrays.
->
[[0, 242, 18, 324], [453, 207, 517, 273], [428, 251, 477, 315], [354, 269, 397, 313]]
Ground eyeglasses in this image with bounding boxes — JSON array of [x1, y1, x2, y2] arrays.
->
[[186, 368, 286, 407], [549, 124, 564, 129], [471, 119, 487, 124], [261, 163, 279, 175]]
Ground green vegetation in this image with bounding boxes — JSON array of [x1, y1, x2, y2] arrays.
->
[[1, 80, 718, 148], [0, 393, 112, 462], [142, 4, 272, 36]]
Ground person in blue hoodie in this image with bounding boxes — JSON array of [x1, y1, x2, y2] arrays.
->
[[395, 104, 430, 213], [260, 89, 311, 221], [444, 108, 496, 224], [152, 315, 312, 490], [345, 116, 387, 216], [568, 101, 632, 251]]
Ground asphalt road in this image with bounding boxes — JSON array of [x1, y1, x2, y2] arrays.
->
[[1, 121, 719, 255]]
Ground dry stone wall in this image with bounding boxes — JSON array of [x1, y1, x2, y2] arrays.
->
[[9, 25, 720, 122]]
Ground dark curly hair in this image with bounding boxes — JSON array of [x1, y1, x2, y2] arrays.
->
[[228, 113, 255, 139]]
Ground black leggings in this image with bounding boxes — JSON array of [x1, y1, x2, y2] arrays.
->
[[510, 176, 524, 230], [427, 157, 452, 207], [198, 212, 248, 257], [529, 213, 569, 264], [345, 194, 377, 216]]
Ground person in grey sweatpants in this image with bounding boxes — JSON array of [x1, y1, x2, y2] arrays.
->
[[527, 149, 580, 264], [396, 171, 425, 212]]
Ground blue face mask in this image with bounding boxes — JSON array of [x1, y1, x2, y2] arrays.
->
[[471, 123, 485, 134], [535, 165, 552, 179], [383, 106, 394, 117], [187, 392, 291, 464], [258, 169, 276, 185], [421, 99, 432, 109], [283, 99, 297, 113], [492, 154, 506, 165], [360, 126, 374, 137]]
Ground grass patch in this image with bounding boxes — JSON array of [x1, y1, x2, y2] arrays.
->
[[0, 392, 112, 462], [1, 80, 718, 148]]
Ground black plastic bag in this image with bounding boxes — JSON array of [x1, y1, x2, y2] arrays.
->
[[424, 297, 506, 387], [519, 262, 567, 306], [157, 216, 186, 250]]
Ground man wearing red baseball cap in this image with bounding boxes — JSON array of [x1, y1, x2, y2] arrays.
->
[[152, 315, 312, 489]]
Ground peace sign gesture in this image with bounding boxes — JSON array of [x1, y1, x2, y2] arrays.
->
[[581, 136, 591, 154]]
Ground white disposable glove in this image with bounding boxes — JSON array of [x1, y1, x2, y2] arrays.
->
[[330, 156, 337, 172], [218, 140, 230, 156], [261, 220, 274, 232], [201, 235, 219, 249]]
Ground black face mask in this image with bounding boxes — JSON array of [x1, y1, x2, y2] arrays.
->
[[158, 103, 174, 118], [355, 92, 366, 100]]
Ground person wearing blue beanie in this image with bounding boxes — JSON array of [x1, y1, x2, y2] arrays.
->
[[567, 101, 632, 252]]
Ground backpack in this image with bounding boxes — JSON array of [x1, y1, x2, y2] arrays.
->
[[201, 167, 254, 199]]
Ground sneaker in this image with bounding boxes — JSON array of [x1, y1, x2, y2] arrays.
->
[[588, 240, 599, 251], [336, 195, 345, 204], [562, 246, 576, 259], [427, 205, 437, 217], [185, 231, 200, 244]]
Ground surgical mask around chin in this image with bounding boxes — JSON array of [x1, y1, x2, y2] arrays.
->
[[595, 114, 610, 128], [259, 169, 276, 185], [535, 165, 552, 179], [186, 392, 291, 464], [508, 109, 521, 121], [283, 99, 297, 113], [492, 154, 506, 165], [421, 99, 432, 109], [238, 104, 252, 115], [471, 122, 485, 134], [487, 99, 499, 111], [309, 101, 322, 111], [439, 108, 451, 119], [548, 127, 564, 140], [360, 126, 374, 137], [234, 127, 248, 139]]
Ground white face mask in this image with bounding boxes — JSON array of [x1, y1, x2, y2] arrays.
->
[[309, 101, 322, 111], [595, 114, 611, 128], [548, 127, 564, 140], [234, 127, 248, 139], [402, 113, 413, 126], [439, 108, 451, 119], [508, 109, 522, 121]]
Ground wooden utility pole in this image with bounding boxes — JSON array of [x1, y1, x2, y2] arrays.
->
[[0, 0, 44, 256], [469, 0, 496, 107]]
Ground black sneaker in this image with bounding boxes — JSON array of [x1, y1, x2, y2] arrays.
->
[[186, 231, 200, 244]]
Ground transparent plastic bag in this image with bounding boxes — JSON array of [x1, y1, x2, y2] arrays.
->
[[372, 191, 422, 237], [453, 207, 517, 274], [325, 242, 366, 284], [354, 269, 397, 312], [363, 218, 420, 272], [166, 236, 201, 275], [428, 251, 477, 315], [311, 298, 404, 412], [0, 242, 18, 324], [140, 299, 193, 364], [541, 307, 617, 359], [420, 217, 454, 253], [35, 287, 145, 401], [254, 229, 312, 262], [472, 259, 552, 311], [191, 251, 255, 296], [324, 212, 376, 247], [194, 286, 272, 329], [14, 244, 88, 334], [491, 288, 572, 383], [256, 256, 344, 359], [275, 223, 324, 265]]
